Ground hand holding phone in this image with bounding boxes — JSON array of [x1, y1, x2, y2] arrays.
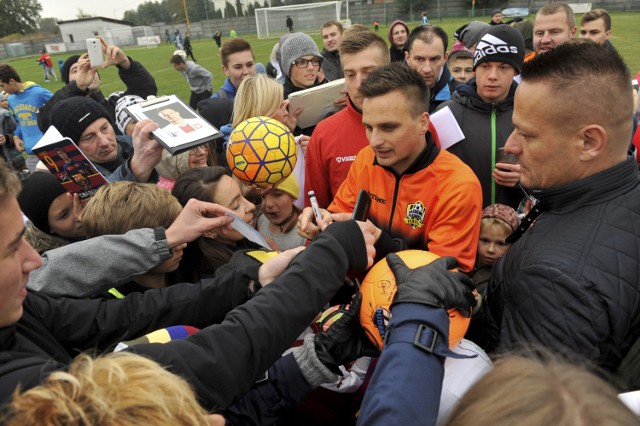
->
[[86, 38, 104, 68], [352, 189, 371, 221]]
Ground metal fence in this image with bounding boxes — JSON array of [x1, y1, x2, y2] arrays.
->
[[1, 0, 638, 59]]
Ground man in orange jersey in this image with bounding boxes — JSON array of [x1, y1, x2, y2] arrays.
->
[[299, 63, 482, 272]]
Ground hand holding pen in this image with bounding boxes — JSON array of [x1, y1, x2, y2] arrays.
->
[[308, 191, 323, 225], [296, 191, 333, 240]]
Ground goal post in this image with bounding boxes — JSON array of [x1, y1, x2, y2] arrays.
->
[[255, 2, 342, 39], [103, 26, 159, 48]]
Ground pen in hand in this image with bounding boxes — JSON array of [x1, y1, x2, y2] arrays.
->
[[308, 190, 323, 229]]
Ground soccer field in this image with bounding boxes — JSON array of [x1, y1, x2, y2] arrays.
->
[[3, 11, 639, 106]]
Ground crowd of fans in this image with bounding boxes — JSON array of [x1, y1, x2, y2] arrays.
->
[[1, 3, 640, 424]]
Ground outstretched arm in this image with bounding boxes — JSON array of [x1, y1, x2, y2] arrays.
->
[[28, 200, 234, 297], [130, 220, 375, 409]]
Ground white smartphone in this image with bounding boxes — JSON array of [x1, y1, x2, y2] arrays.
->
[[86, 38, 104, 67]]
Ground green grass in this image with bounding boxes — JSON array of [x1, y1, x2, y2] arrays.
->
[[3, 11, 639, 105]]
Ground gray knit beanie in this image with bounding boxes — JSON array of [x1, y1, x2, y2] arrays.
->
[[278, 32, 322, 79], [460, 21, 491, 49]]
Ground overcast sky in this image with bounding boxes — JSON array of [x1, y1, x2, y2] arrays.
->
[[40, 0, 149, 21]]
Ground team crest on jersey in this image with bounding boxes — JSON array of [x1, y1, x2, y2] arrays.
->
[[404, 201, 426, 229]]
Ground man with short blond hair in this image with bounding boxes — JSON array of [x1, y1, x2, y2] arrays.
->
[[305, 28, 389, 208], [525, 2, 576, 61]]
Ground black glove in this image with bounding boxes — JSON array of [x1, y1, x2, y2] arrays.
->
[[387, 254, 477, 317], [314, 293, 381, 374]]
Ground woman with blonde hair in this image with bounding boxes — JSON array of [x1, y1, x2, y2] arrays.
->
[[221, 74, 296, 140], [232, 74, 293, 129], [4, 352, 215, 426]]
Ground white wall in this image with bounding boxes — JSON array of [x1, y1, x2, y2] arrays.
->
[[59, 19, 132, 48]]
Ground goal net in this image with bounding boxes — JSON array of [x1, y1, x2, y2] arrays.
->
[[103, 26, 159, 48], [255, 2, 342, 39]]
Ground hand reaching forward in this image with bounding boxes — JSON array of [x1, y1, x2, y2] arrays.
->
[[387, 254, 476, 317]]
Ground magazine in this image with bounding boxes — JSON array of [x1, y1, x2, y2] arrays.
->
[[125, 95, 223, 154], [287, 78, 346, 129], [32, 126, 108, 201]]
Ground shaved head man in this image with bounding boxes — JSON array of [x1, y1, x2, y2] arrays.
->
[[484, 41, 640, 375]]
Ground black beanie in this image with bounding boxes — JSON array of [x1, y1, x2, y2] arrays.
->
[[17, 172, 67, 234], [473, 24, 525, 74], [50, 97, 112, 143], [61, 55, 81, 84]]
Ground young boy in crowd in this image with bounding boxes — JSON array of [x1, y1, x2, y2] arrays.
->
[[81, 181, 186, 298], [472, 204, 519, 295], [0, 63, 53, 172], [447, 49, 474, 85], [465, 203, 518, 345]]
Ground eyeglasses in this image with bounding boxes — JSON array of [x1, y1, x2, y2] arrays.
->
[[189, 145, 209, 154], [293, 57, 322, 68]]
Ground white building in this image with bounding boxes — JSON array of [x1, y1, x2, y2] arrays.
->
[[57, 17, 134, 51]]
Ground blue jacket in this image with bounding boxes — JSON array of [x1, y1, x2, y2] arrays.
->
[[212, 77, 237, 100], [429, 66, 452, 113], [358, 304, 449, 425], [8, 82, 53, 153]]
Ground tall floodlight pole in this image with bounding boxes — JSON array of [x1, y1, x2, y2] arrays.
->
[[204, 0, 209, 22], [183, 0, 191, 31]]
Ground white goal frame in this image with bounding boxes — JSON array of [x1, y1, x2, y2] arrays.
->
[[103, 26, 159, 48], [255, 2, 342, 39]]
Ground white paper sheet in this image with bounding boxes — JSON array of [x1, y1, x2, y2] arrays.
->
[[430, 106, 466, 149], [224, 212, 270, 249]]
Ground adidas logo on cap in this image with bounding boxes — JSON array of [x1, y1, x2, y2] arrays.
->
[[474, 34, 518, 62]]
